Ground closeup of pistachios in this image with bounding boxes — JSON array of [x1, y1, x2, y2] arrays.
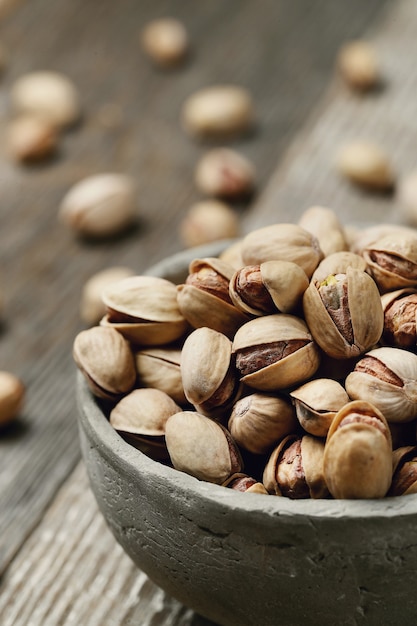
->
[[73, 213, 417, 500]]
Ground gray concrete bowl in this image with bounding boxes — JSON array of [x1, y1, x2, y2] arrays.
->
[[77, 241, 417, 626]]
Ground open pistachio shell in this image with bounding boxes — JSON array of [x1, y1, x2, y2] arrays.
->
[[323, 400, 392, 499], [110, 388, 181, 437], [362, 231, 417, 292], [135, 346, 186, 406], [388, 446, 417, 496], [165, 410, 243, 484], [101, 275, 189, 345], [303, 267, 383, 359], [345, 346, 417, 423], [301, 435, 330, 499], [298, 206, 348, 257], [311, 251, 367, 283], [262, 434, 299, 495], [380, 287, 417, 349], [290, 378, 349, 437], [240, 223, 323, 278], [232, 314, 320, 391]]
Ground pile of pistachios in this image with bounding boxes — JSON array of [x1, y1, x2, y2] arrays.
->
[[73, 208, 417, 500]]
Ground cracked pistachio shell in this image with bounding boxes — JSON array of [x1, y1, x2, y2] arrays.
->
[[165, 410, 243, 484], [323, 400, 392, 499], [388, 446, 417, 496], [362, 231, 417, 293], [232, 314, 320, 391], [229, 260, 308, 316], [180, 327, 239, 418], [345, 346, 417, 423], [380, 287, 417, 349], [263, 434, 329, 499], [303, 267, 383, 359], [101, 275, 189, 345], [228, 392, 297, 454], [177, 257, 249, 339], [73, 326, 136, 400], [290, 378, 349, 438], [222, 473, 269, 494], [351, 223, 417, 255], [110, 388, 181, 436], [240, 223, 323, 278], [311, 251, 367, 283], [135, 347, 186, 406], [298, 206, 348, 257]]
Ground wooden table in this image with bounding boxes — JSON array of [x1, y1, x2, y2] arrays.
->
[[1, 0, 413, 623]]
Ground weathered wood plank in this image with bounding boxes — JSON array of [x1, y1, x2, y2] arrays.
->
[[0, 0, 390, 577]]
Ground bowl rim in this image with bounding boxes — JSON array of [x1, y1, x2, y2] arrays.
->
[[78, 239, 417, 521]]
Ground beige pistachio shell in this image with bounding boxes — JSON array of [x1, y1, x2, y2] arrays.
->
[[135, 347, 186, 405], [336, 141, 394, 190], [298, 206, 348, 257], [228, 392, 298, 454], [110, 388, 181, 436], [362, 231, 417, 292], [323, 400, 392, 499], [290, 378, 349, 437], [101, 275, 188, 344], [180, 327, 235, 406], [388, 446, 417, 496], [218, 238, 245, 270], [222, 473, 269, 494], [73, 326, 136, 400], [303, 267, 383, 359], [240, 223, 323, 278], [311, 251, 367, 283], [0, 372, 25, 427], [232, 314, 320, 391], [262, 434, 299, 495], [351, 223, 417, 255], [345, 346, 417, 423], [165, 411, 243, 484], [301, 435, 330, 499]]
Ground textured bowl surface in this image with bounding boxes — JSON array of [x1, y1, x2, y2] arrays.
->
[[77, 241, 417, 626]]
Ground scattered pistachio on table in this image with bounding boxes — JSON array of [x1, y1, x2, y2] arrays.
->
[[141, 17, 189, 68], [194, 148, 256, 199], [179, 200, 240, 248], [73, 214, 417, 500], [80, 266, 135, 326], [10, 71, 81, 128], [7, 115, 58, 163], [58, 173, 137, 239], [0, 371, 25, 428], [336, 40, 380, 92], [397, 170, 417, 226], [181, 85, 254, 140], [336, 140, 394, 191]]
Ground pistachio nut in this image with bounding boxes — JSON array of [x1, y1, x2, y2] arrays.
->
[[228, 392, 298, 454], [232, 314, 320, 391], [141, 17, 189, 67], [303, 268, 383, 359], [73, 326, 136, 400], [311, 250, 367, 283], [345, 346, 417, 423], [222, 473, 268, 494], [194, 147, 255, 199], [388, 446, 417, 496], [101, 275, 189, 345], [323, 400, 392, 499], [218, 239, 245, 270], [0, 371, 25, 427], [337, 40, 380, 91], [336, 140, 394, 191], [350, 223, 417, 256], [229, 260, 309, 316], [298, 206, 348, 257], [289, 378, 349, 438], [110, 388, 181, 461], [177, 257, 249, 339], [361, 231, 417, 293], [179, 200, 239, 248], [7, 115, 58, 163], [135, 346, 187, 406], [263, 434, 329, 499], [180, 327, 240, 418], [381, 288, 417, 349], [240, 223, 323, 278], [165, 410, 243, 484]]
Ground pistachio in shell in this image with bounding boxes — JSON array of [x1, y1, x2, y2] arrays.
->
[[222, 472, 268, 494], [165, 410, 243, 484], [345, 346, 417, 423], [303, 268, 383, 359], [362, 231, 417, 293], [323, 400, 392, 499], [388, 446, 417, 496], [101, 275, 189, 345], [381, 288, 417, 350], [135, 346, 187, 406], [311, 250, 367, 283], [298, 205, 348, 257], [232, 314, 320, 391]]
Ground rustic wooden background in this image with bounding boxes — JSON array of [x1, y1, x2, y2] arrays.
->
[[0, 0, 403, 624]]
